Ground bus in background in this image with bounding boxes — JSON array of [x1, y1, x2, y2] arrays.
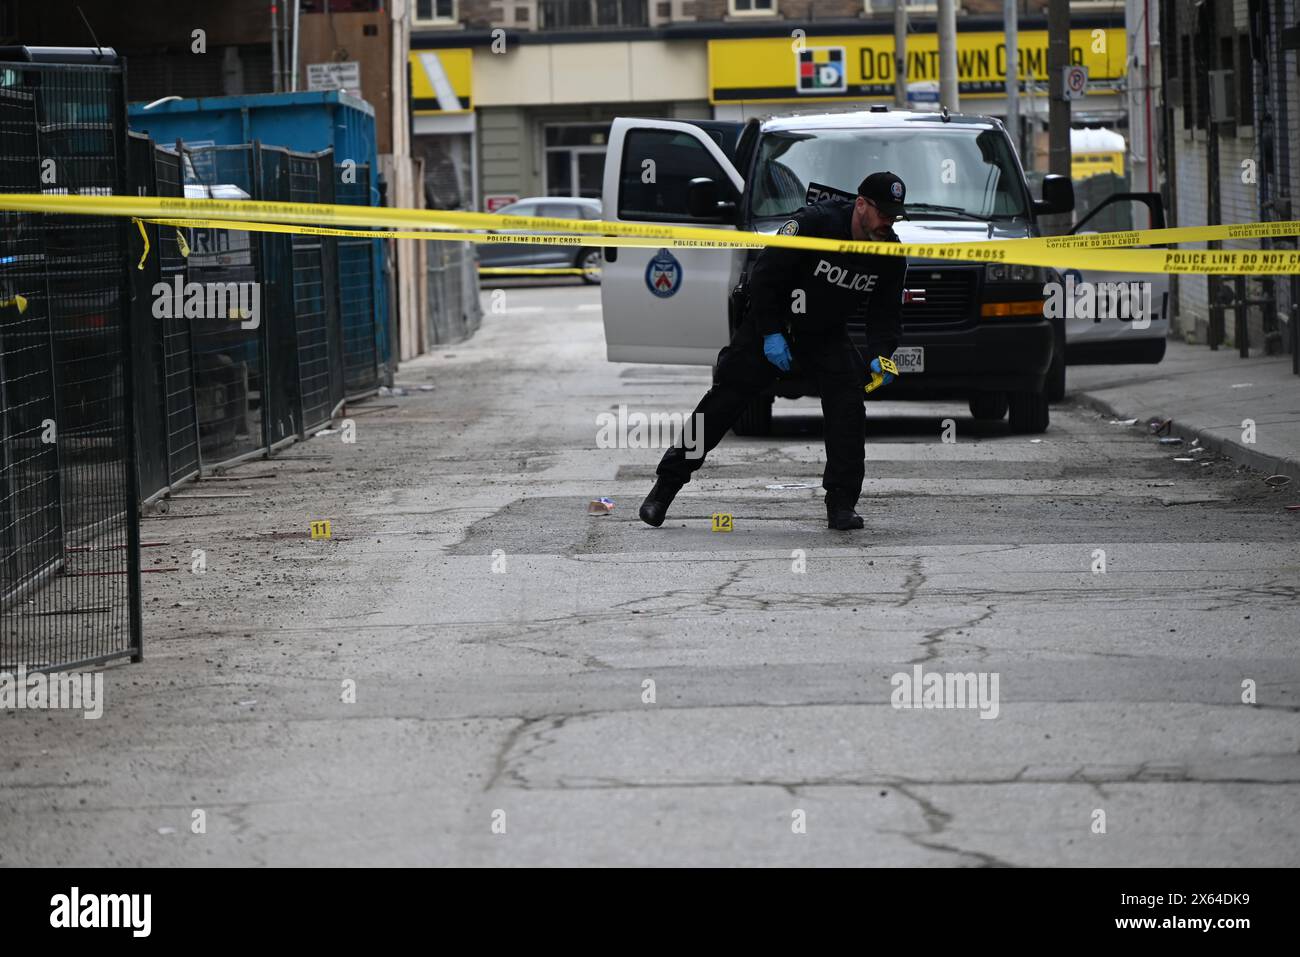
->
[[1070, 127, 1126, 181]]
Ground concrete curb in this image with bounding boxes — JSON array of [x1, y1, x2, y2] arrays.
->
[[1071, 391, 1300, 486]]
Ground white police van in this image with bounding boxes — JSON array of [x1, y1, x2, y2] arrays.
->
[[598, 108, 1166, 435]]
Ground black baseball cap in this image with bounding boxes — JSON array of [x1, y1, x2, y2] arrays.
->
[[858, 171, 908, 218]]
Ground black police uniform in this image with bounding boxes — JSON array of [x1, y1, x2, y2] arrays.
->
[[652, 195, 907, 511]]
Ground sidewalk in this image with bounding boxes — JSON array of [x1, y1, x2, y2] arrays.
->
[[1069, 339, 1300, 484]]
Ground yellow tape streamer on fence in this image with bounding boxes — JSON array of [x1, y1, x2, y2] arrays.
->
[[5, 193, 1300, 275], [133, 218, 149, 270]]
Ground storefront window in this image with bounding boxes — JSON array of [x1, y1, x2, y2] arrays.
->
[[544, 124, 609, 198]]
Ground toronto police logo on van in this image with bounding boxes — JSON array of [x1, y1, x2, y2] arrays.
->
[[645, 248, 682, 298]]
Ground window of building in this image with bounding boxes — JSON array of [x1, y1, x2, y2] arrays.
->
[[1218, 36, 1237, 136], [729, 0, 776, 16], [538, 0, 648, 28], [414, 0, 457, 24], [544, 124, 609, 198], [1180, 34, 1193, 130], [1237, 34, 1254, 129], [1164, 0, 1178, 79]]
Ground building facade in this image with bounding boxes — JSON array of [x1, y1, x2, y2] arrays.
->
[[1157, 0, 1300, 358], [409, 1, 1130, 211], [1, 0, 439, 360]]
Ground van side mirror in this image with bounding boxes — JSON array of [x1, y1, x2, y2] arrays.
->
[[687, 176, 736, 220], [1034, 174, 1075, 215]]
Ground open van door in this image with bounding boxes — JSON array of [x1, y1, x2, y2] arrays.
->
[[599, 118, 746, 365], [1063, 192, 1171, 365]]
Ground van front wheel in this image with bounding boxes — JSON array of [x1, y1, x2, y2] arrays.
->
[[1008, 390, 1050, 434]]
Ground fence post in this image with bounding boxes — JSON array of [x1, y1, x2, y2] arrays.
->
[[116, 63, 144, 662], [251, 141, 276, 457], [178, 139, 206, 477]]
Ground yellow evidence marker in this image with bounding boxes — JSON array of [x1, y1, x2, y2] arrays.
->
[[865, 356, 899, 394]]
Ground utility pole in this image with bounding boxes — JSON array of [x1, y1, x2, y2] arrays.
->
[[894, 1, 908, 109], [937, 0, 959, 111], [1046, 0, 1072, 232], [1004, 0, 1020, 157], [290, 0, 301, 92], [270, 3, 283, 93]]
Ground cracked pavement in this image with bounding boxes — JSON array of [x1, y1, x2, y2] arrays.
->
[[2, 283, 1298, 866]]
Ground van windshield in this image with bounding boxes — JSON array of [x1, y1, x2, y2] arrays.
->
[[750, 126, 1029, 220]]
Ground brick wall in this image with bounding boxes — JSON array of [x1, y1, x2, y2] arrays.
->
[[457, 0, 498, 28], [1162, 0, 1293, 351], [1264, 0, 1300, 354], [681, 0, 1052, 21]]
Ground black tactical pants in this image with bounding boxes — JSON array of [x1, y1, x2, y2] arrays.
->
[[656, 323, 868, 508]]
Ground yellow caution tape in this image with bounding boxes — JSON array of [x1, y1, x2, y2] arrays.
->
[[133, 217, 149, 270], [1, 294, 29, 314], [132, 216, 190, 264], [3, 194, 1299, 275], [140, 212, 1300, 277], [145, 212, 1300, 261], [143, 216, 683, 251]]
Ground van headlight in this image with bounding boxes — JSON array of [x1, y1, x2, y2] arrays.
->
[[985, 263, 1047, 284]]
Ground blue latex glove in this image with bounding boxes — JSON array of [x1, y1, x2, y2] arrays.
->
[[869, 356, 896, 387], [763, 333, 792, 372]]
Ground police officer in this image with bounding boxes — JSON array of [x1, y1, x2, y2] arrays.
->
[[639, 171, 909, 531]]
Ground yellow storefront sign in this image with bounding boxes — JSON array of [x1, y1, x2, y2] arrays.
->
[[709, 29, 1125, 104], [410, 48, 473, 114]]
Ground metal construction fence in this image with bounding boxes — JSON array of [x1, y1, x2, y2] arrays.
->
[[1, 52, 473, 673], [130, 140, 378, 479], [427, 239, 482, 346], [1, 56, 141, 672]]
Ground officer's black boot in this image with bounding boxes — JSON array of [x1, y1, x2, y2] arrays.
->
[[825, 492, 865, 531], [639, 477, 683, 528]]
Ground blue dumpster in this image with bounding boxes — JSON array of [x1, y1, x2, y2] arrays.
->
[[128, 91, 390, 388]]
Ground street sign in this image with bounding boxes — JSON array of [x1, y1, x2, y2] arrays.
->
[[1063, 65, 1089, 101], [307, 62, 361, 95], [906, 80, 941, 111]]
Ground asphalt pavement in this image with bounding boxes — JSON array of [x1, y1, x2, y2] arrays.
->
[[2, 284, 1296, 866]]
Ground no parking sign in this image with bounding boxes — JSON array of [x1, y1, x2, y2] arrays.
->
[[1063, 65, 1089, 100]]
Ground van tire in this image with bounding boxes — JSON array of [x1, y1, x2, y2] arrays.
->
[[1047, 320, 1066, 402], [733, 395, 773, 436], [1008, 390, 1050, 434], [969, 392, 1009, 421]]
